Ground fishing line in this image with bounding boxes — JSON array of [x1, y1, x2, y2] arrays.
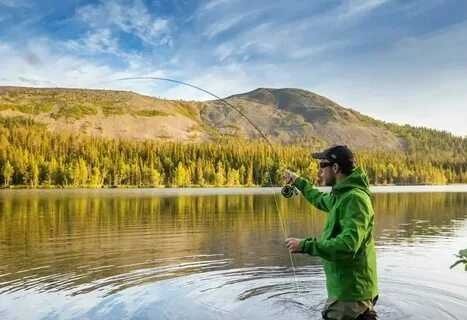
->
[[112, 76, 301, 294]]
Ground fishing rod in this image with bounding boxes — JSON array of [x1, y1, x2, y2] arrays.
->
[[116, 76, 297, 195], [113, 76, 301, 292]]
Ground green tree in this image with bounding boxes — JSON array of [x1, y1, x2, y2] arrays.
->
[[195, 159, 205, 186], [214, 161, 226, 186], [150, 168, 163, 186], [89, 166, 102, 187], [174, 162, 189, 187], [226, 168, 240, 186], [2, 160, 14, 187], [30, 160, 39, 187], [246, 163, 254, 186]]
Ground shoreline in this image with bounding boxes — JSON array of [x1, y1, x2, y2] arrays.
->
[[1, 184, 467, 195]]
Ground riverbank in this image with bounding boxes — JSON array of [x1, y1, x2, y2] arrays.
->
[[1, 185, 467, 195]]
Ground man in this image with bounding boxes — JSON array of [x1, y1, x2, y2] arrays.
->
[[284, 145, 378, 320]]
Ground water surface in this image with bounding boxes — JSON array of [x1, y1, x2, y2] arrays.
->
[[0, 187, 466, 319]]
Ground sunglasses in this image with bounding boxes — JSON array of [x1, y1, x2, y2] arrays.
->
[[319, 162, 334, 169]]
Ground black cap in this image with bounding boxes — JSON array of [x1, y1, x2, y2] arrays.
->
[[312, 145, 354, 166]]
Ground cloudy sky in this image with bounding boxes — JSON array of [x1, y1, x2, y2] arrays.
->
[[0, 0, 466, 136]]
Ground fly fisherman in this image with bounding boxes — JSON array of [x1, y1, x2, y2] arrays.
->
[[284, 145, 379, 320]]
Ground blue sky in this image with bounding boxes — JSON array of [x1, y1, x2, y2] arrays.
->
[[0, 0, 466, 136]]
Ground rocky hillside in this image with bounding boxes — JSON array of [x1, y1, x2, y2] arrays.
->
[[0, 86, 461, 152], [202, 88, 404, 149]]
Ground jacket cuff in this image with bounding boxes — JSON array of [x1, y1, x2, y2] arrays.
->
[[293, 177, 308, 192], [299, 238, 316, 255], [298, 239, 306, 253]]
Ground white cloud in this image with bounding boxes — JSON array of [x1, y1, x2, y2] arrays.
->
[[0, 40, 110, 87], [287, 39, 352, 60], [338, 0, 389, 20], [0, 39, 170, 95], [75, 0, 170, 47], [65, 29, 120, 55], [213, 41, 262, 62], [203, 14, 244, 39], [313, 21, 467, 136], [179, 0, 466, 136], [202, 9, 262, 39], [162, 67, 253, 101], [195, 0, 384, 64], [202, 0, 229, 11], [0, 0, 465, 137], [197, 0, 238, 15], [160, 62, 298, 101]]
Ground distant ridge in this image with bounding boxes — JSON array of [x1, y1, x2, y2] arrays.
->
[[0, 86, 464, 154]]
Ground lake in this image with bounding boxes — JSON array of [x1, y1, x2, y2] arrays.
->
[[0, 187, 466, 319]]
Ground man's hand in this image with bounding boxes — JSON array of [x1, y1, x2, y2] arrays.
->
[[285, 238, 302, 253], [283, 170, 298, 185]]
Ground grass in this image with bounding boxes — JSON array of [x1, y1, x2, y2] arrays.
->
[[174, 101, 199, 121], [0, 90, 202, 122], [0, 101, 55, 115], [134, 110, 171, 117], [51, 104, 98, 120], [101, 104, 127, 116]]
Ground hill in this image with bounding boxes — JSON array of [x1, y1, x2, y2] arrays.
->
[[0, 86, 450, 152], [0, 86, 465, 187], [0, 85, 465, 163]]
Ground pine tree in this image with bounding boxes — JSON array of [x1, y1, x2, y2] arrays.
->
[[246, 162, 254, 186], [215, 161, 226, 186], [174, 162, 188, 187], [30, 160, 39, 187], [195, 159, 205, 186], [89, 166, 102, 187], [2, 160, 13, 187], [150, 168, 162, 186], [227, 168, 240, 186]]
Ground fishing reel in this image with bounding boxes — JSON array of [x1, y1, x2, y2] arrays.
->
[[281, 184, 298, 198]]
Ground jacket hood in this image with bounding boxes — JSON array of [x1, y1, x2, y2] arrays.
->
[[332, 167, 371, 196]]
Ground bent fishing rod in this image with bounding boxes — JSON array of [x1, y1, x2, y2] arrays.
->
[[115, 77, 297, 197], [113, 76, 301, 291]]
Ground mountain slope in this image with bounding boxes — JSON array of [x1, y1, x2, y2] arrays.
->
[[0, 86, 207, 142], [0, 86, 463, 155], [201, 88, 405, 149]]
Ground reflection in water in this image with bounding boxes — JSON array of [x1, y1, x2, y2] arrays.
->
[[0, 190, 466, 319]]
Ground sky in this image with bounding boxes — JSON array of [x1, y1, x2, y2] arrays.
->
[[0, 0, 466, 136]]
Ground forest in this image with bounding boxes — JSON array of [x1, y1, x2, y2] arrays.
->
[[0, 117, 465, 188]]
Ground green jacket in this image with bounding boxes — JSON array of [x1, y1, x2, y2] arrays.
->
[[293, 167, 378, 301]]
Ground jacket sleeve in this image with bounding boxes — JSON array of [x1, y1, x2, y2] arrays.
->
[[293, 177, 333, 212], [298, 195, 370, 261]]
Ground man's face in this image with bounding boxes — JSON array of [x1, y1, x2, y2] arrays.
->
[[318, 160, 336, 186]]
